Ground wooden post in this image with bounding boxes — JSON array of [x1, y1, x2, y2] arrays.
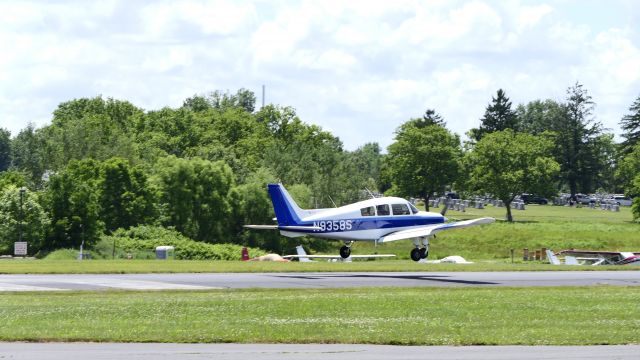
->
[[510, 249, 514, 263], [535, 250, 541, 261]]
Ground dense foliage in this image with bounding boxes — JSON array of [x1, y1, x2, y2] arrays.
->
[[0, 85, 637, 255], [101, 226, 266, 260]]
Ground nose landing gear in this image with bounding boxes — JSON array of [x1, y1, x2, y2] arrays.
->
[[410, 237, 430, 262]]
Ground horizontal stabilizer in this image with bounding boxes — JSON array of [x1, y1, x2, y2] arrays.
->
[[244, 225, 322, 231], [280, 225, 323, 231], [243, 225, 279, 230], [379, 217, 495, 243]]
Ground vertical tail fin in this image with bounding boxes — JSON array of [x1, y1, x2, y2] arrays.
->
[[267, 184, 305, 226]]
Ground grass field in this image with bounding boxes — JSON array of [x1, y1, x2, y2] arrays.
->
[[353, 204, 640, 260], [1, 287, 638, 345], [0, 259, 635, 274]]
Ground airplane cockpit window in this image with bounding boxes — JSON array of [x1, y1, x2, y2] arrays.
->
[[360, 206, 375, 216], [376, 204, 390, 216], [392, 203, 410, 215], [409, 203, 419, 214]]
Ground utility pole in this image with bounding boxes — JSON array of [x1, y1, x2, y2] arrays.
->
[[262, 84, 265, 109], [79, 223, 85, 260], [18, 187, 25, 243]]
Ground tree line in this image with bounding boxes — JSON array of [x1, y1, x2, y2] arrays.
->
[[0, 83, 639, 255]]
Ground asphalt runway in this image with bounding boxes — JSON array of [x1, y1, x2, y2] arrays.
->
[[0, 271, 638, 291], [1, 343, 639, 360]]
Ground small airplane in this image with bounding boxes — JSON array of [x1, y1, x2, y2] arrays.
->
[[245, 184, 495, 261], [547, 249, 640, 266]]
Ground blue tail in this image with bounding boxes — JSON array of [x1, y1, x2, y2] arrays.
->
[[267, 184, 304, 226]]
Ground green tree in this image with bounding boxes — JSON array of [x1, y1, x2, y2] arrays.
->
[[99, 158, 156, 232], [11, 124, 46, 187], [467, 130, 560, 222], [386, 123, 462, 210], [620, 94, 640, 154], [617, 144, 640, 196], [516, 100, 566, 136], [469, 89, 518, 142], [153, 156, 235, 243], [630, 175, 640, 222], [259, 105, 345, 207], [44, 97, 140, 168], [43, 159, 103, 250], [0, 186, 50, 254], [557, 83, 604, 196], [0, 170, 27, 191], [337, 143, 383, 203], [230, 168, 282, 251], [0, 128, 10, 172]]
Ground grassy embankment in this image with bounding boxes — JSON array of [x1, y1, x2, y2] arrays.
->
[[355, 204, 640, 260], [0, 204, 637, 273], [0, 259, 634, 274], [1, 287, 638, 345]]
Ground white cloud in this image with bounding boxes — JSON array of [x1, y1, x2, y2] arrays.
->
[[0, 0, 638, 150], [517, 4, 553, 31]]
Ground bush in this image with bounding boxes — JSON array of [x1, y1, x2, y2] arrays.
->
[[42, 248, 101, 260], [100, 225, 266, 260], [43, 249, 80, 260]]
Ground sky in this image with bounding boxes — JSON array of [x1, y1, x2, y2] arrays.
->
[[0, 0, 639, 151]]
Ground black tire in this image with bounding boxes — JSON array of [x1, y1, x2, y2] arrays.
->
[[419, 248, 428, 259], [410, 248, 422, 262], [339, 246, 351, 259]]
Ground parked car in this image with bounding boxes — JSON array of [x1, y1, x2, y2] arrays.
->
[[605, 195, 633, 206], [574, 194, 595, 205], [520, 194, 549, 205]]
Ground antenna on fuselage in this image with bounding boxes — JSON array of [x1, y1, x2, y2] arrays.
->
[[328, 195, 337, 208], [364, 187, 375, 199]]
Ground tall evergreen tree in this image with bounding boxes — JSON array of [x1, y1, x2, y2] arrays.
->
[[0, 128, 10, 172], [469, 89, 518, 142], [620, 94, 640, 154], [11, 124, 46, 187], [558, 82, 604, 196], [421, 109, 446, 127]]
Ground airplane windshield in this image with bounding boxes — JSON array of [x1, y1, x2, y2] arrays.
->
[[360, 206, 375, 216], [392, 203, 410, 215], [409, 203, 419, 214], [376, 204, 390, 216]]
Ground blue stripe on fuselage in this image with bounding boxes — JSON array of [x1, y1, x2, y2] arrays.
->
[[287, 216, 443, 234]]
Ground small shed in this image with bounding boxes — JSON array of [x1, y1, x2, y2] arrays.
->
[[155, 246, 175, 260]]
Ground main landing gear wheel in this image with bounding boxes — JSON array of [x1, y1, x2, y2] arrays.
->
[[410, 248, 422, 262], [419, 247, 428, 259], [339, 246, 351, 259]]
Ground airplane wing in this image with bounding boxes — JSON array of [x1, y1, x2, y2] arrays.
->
[[378, 217, 495, 243], [282, 254, 396, 259]]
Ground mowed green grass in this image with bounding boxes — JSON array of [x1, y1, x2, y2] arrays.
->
[[1, 287, 638, 345], [0, 259, 634, 274]]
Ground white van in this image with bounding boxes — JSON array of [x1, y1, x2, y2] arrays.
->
[[606, 195, 633, 206]]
